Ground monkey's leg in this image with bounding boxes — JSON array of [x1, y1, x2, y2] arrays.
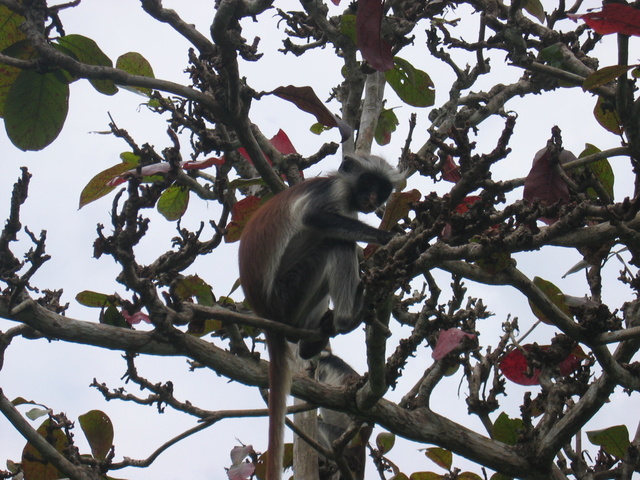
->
[[326, 241, 364, 334], [297, 301, 333, 359], [268, 239, 330, 325]]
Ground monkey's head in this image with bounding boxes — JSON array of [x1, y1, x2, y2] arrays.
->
[[339, 154, 403, 213]]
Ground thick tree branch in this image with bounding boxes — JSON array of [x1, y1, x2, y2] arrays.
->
[[140, 0, 215, 55]]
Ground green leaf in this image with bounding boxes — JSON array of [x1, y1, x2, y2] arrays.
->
[[0, 7, 28, 115], [540, 44, 564, 69], [523, 0, 545, 22], [583, 65, 634, 91], [78, 154, 140, 209], [56, 34, 117, 95], [587, 425, 630, 458], [390, 474, 410, 480], [0, 40, 36, 117], [282, 443, 294, 469], [476, 249, 511, 275], [385, 57, 435, 107], [4, 69, 69, 151], [116, 52, 155, 96], [540, 44, 578, 87], [100, 304, 129, 328], [493, 412, 523, 446], [490, 474, 513, 480], [174, 275, 215, 306], [0, 6, 26, 52], [120, 151, 140, 164], [229, 278, 242, 296], [375, 107, 399, 145], [79, 410, 114, 460], [409, 473, 441, 480], [594, 96, 622, 135], [188, 318, 223, 337], [157, 185, 189, 221], [340, 14, 357, 43], [424, 447, 452, 470], [22, 419, 68, 480], [6, 459, 19, 474], [458, 473, 484, 480], [50, 43, 81, 84], [310, 121, 332, 135], [228, 177, 267, 190], [577, 143, 614, 201], [528, 277, 571, 325], [76, 290, 119, 308], [376, 432, 395, 454], [25, 407, 51, 420]]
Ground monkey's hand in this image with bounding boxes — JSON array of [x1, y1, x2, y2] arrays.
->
[[378, 229, 395, 245]]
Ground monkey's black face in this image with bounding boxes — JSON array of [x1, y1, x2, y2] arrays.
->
[[353, 173, 393, 213]]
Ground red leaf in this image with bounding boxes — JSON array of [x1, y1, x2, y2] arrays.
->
[[231, 196, 262, 223], [271, 85, 336, 126], [499, 345, 585, 386], [237, 146, 271, 166], [270, 85, 353, 142], [380, 189, 420, 230], [569, 4, 640, 36], [356, 0, 394, 71], [230, 445, 256, 465], [499, 347, 540, 386], [121, 310, 151, 325], [234, 130, 303, 178], [523, 147, 571, 222], [432, 328, 477, 360], [238, 130, 296, 162], [441, 196, 481, 240], [559, 345, 587, 376], [225, 196, 263, 243], [227, 462, 255, 480], [270, 129, 297, 155], [442, 155, 461, 183], [453, 196, 481, 214], [182, 156, 225, 170]]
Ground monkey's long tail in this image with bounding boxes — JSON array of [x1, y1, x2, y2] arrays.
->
[[265, 332, 292, 480]]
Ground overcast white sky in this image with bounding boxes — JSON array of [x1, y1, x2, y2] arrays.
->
[[1, 1, 639, 479]]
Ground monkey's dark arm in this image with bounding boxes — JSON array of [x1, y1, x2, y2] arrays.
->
[[303, 211, 394, 244]]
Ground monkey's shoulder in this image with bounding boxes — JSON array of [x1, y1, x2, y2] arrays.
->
[[240, 176, 348, 246], [288, 176, 338, 198], [279, 177, 342, 214]]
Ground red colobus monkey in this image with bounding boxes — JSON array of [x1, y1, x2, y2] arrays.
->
[[316, 353, 371, 480], [238, 153, 402, 480], [315, 353, 360, 448]]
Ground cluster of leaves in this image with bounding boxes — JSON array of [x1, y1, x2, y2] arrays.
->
[[0, 4, 155, 151], [6, 400, 113, 480]]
